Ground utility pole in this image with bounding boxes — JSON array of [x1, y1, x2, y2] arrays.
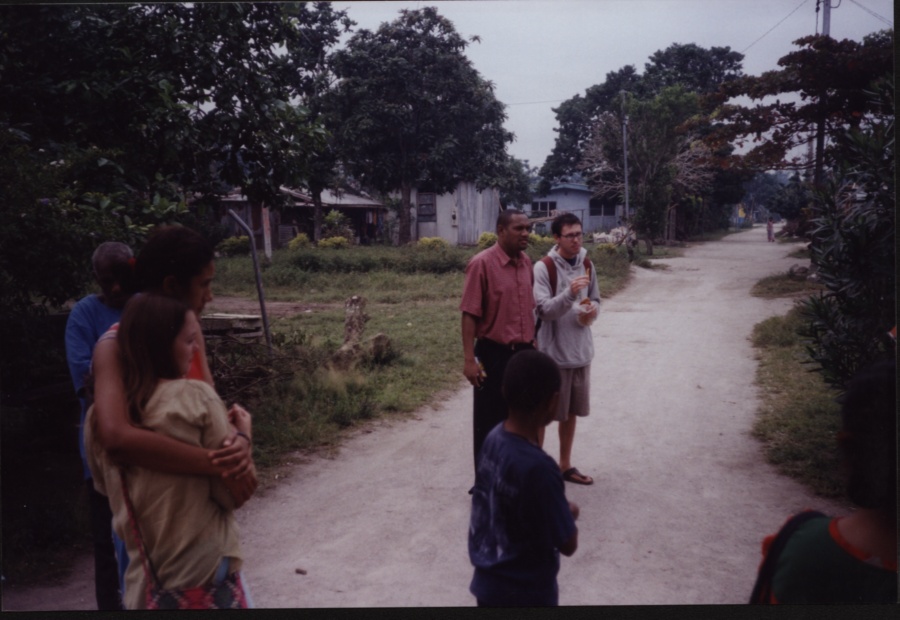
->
[[621, 91, 630, 220], [813, 0, 832, 187]]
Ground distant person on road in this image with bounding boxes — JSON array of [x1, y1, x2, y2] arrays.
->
[[86, 294, 252, 609], [65, 241, 136, 610], [534, 213, 600, 485], [468, 350, 579, 607], [460, 209, 536, 474], [749, 359, 897, 604], [766, 217, 775, 242]]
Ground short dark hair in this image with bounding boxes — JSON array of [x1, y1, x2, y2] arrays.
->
[[135, 226, 214, 292], [502, 350, 561, 416], [838, 358, 896, 516], [551, 212, 582, 237], [497, 208, 526, 232]]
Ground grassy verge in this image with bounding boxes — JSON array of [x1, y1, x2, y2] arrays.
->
[[751, 303, 845, 500], [211, 242, 634, 475], [751, 273, 825, 299]]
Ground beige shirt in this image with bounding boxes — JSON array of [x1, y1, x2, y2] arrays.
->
[[86, 379, 241, 609]]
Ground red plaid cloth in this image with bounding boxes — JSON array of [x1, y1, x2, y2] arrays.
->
[[460, 244, 535, 345]]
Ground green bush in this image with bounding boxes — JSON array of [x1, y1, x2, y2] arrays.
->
[[216, 235, 251, 257], [527, 232, 554, 256], [318, 236, 349, 250], [595, 242, 618, 256], [800, 115, 895, 388], [417, 236, 449, 250], [322, 209, 355, 242], [287, 232, 311, 251], [477, 231, 497, 249]]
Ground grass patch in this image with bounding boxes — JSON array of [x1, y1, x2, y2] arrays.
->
[[751, 273, 825, 299], [213, 243, 638, 476], [751, 305, 845, 500]]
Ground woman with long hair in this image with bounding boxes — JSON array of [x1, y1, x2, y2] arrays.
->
[[87, 294, 251, 609]]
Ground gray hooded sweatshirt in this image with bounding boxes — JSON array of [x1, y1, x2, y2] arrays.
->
[[533, 245, 600, 369]]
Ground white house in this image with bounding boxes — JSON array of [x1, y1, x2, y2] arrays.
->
[[529, 182, 622, 233]]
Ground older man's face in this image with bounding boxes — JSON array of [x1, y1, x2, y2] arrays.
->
[[94, 258, 134, 309]]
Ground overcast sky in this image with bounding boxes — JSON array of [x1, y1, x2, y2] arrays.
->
[[337, 0, 894, 168]]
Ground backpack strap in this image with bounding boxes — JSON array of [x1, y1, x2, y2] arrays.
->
[[540, 256, 556, 295], [536, 254, 594, 336], [749, 510, 826, 604]]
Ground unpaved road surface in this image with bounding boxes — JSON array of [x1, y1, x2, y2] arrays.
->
[[2, 225, 845, 609]]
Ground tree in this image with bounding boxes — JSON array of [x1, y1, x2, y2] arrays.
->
[[800, 100, 894, 387], [711, 31, 893, 179], [769, 174, 813, 224], [330, 6, 512, 244], [539, 43, 743, 193], [538, 66, 643, 194], [1, 4, 342, 315], [483, 155, 536, 210], [741, 171, 789, 216], [580, 87, 714, 253]]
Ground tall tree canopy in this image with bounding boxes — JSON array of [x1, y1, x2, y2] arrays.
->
[[581, 87, 714, 252], [539, 43, 743, 193], [0, 3, 348, 316], [329, 6, 512, 244], [709, 31, 893, 177]]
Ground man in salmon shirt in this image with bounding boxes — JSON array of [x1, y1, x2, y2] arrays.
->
[[460, 209, 536, 479]]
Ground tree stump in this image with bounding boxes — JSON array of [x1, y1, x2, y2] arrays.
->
[[330, 296, 392, 371]]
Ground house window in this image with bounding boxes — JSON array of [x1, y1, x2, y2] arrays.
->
[[590, 197, 617, 217], [530, 201, 557, 214], [417, 193, 436, 222]]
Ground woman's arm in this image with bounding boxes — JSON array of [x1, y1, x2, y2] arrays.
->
[[92, 336, 250, 476]]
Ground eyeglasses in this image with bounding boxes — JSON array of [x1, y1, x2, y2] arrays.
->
[[560, 232, 583, 240]]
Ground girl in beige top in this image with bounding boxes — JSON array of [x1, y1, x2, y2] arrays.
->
[[86, 294, 251, 609]]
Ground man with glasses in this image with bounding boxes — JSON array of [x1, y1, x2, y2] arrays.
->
[[461, 209, 537, 477], [533, 213, 599, 485]]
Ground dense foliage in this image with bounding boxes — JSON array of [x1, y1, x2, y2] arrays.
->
[[712, 31, 893, 177], [541, 43, 746, 244], [800, 94, 895, 388], [0, 4, 349, 317]]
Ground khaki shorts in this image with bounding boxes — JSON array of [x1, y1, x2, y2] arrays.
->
[[555, 366, 590, 422]]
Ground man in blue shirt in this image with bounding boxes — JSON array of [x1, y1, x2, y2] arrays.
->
[[468, 350, 579, 606], [65, 241, 135, 610]]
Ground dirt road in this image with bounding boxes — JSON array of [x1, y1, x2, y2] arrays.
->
[[2, 225, 845, 609]]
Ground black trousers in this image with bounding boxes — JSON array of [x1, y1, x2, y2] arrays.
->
[[87, 479, 124, 610], [472, 339, 534, 472]]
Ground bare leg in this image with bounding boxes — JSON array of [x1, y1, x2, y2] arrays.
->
[[558, 415, 576, 472]]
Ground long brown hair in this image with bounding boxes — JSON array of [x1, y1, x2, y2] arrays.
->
[[118, 293, 190, 424]]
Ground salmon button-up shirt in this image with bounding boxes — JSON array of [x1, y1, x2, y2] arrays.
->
[[460, 242, 536, 346]]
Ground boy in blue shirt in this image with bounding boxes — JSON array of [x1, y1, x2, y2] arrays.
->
[[468, 350, 580, 606]]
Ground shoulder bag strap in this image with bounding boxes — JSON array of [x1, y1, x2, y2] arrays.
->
[[118, 468, 165, 593]]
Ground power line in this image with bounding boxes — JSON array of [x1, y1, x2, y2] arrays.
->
[[846, 0, 893, 26], [740, 0, 810, 54]]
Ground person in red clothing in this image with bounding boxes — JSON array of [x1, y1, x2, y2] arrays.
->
[[751, 359, 897, 603], [461, 209, 536, 474]]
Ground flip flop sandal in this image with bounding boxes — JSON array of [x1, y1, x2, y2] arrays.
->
[[562, 467, 593, 485]]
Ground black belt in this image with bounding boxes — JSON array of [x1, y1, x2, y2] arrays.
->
[[478, 338, 534, 352]]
